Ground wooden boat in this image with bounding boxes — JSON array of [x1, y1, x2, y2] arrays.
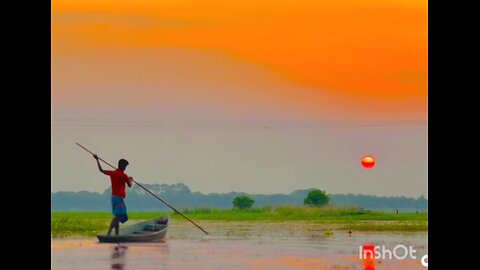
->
[[97, 216, 169, 243]]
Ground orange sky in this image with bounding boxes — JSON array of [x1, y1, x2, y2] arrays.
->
[[52, 0, 427, 120]]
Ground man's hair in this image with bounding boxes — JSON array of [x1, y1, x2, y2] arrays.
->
[[118, 159, 129, 170]]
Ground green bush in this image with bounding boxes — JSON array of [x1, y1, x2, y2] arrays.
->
[[232, 196, 255, 209]]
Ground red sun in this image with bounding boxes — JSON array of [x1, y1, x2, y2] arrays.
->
[[361, 155, 376, 169]]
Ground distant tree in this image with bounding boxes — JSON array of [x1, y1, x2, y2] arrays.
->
[[232, 195, 255, 209], [304, 189, 330, 207]]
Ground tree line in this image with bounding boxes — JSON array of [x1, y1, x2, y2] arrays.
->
[[51, 183, 428, 212]]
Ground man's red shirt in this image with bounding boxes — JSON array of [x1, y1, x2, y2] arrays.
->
[[105, 169, 131, 198]]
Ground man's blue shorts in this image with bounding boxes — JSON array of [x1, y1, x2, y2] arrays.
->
[[111, 196, 128, 224]]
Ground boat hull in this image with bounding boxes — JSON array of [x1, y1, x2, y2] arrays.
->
[[97, 216, 168, 243]]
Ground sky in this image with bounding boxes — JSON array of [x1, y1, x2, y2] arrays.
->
[[52, 0, 427, 197]]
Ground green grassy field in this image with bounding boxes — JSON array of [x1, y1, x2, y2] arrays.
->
[[51, 206, 428, 237]]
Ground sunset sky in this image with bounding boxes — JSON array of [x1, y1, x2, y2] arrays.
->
[[52, 0, 427, 197]]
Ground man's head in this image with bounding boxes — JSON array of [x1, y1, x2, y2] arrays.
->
[[118, 159, 129, 170]]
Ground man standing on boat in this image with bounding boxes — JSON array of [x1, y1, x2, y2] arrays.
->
[[93, 154, 133, 235]]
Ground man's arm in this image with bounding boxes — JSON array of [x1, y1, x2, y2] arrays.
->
[[93, 154, 109, 175], [127, 176, 133, 188]]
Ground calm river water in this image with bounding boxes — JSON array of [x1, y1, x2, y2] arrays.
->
[[52, 221, 428, 270]]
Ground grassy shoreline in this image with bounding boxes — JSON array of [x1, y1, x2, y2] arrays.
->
[[51, 207, 428, 237]]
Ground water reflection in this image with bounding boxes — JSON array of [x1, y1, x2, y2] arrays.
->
[[109, 242, 171, 270], [111, 245, 127, 270]]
